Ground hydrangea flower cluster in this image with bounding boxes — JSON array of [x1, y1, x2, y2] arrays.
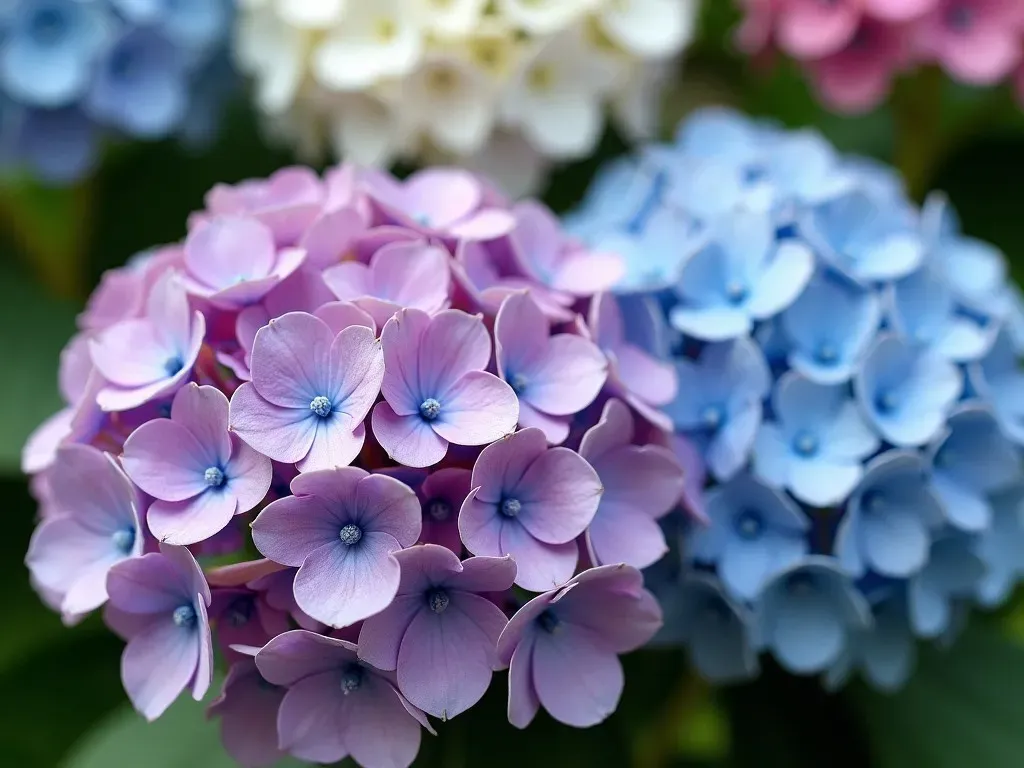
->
[[737, 0, 1024, 113], [233, 0, 699, 196], [22, 163, 691, 767], [0, 0, 233, 183], [568, 107, 1024, 691]]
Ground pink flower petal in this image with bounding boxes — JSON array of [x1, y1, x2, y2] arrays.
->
[[417, 310, 492, 399], [300, 207, 368, 271], [777, 0, 860, 59], [381, 309, 432, 415], [327, 324, 385, 423], [184, 216, 277, 289], [296, 419, 366, 473], [122, 420, 209, 502], [224, 435, 274, 512], [515, 448, 602, 544], [315, 301, 376, 336], [171, 384, 232, 465], [250, 312, 335, 409], [519, 334, 607, 416], [517, 400, 571, 445]]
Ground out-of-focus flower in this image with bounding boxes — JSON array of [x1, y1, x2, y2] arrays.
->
[[208, 659, 287, 768], [232, 0, 701, 194]]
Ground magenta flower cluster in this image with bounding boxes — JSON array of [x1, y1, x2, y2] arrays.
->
[[21, 165, 693, 768], [738, 0, 1024, 113]]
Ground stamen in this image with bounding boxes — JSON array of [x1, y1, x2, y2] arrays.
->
[[173, 604, 197, 628], [420, 398, 442, 421], [310, 396, 332, 418], [500, 498, 522, 518], [339, 524, 363, 546], [204, 467, 226, 488], [428, 589, 450, 614]]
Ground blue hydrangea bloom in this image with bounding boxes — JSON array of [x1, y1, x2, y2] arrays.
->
[[668, 573, 760, 683], [754, 371, 879, 507], [0, 0, 233, 184], [755, 558, 870, 675], [835, 452, 944, 579], [780, 269, 881, 384], [665, 338, 770, 481], [669, 210, 814, 341], [688, 474, 809, 601], [573, 107, 1024, 692], [855, 334, 962, 447], [927, 405, 1019, 532]]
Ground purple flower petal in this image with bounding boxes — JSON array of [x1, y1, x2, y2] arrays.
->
[[517, 401, 571, 444], [372, 402, 450, 468], [208, 660, 287, 768], [396, 591, 507, 718], [147, 492, 238, 546], [122, 616, 199, 721], [417, 309, 492, 398], [170, 383, 233, 463], [532, 624, 625, 728], [229, 383, 317, 464], [296, 420, 366, 473], [250, 312, 335, 408], [294, 531, 403, 628], [224, 435, 274, 512], [184, 216, 277, 290], [252, 498, 346, 568], [499, 517, 578, 591], [106, 552, 190, 614], [514, 447, 602, 544], [450, 555, 518, 593], [315, 300, 377, 336], [586, 506, 668, 570], [277, 671, 350, 764], [381, 309, 432, 415], [339, 673, 425, 768], [507, 634, 540, 729], [432, 371, 519, 447], [357, 594, 424, 672], [255, 629, 354, 686], [123, 420, 209, 502]]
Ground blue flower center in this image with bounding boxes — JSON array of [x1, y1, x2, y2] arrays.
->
[[419, 398, 442, 421], [427, 589, 450, 614], [701, 405, 723, 430], [862, 491, 885, 512], [500, 498, 522, 518], [310, 396, 332, 418], [537, 610, 561, 634], [814, 342, 838, 365], [792, 431, 819, 457], [111, 528, 135, 554], [108, 45, 139, 81], [164, 356, 185, 377], [507, 373, 529, 395], [204, 466, 226, 488], [173, 604, 196, 628], [340, 666, 364, 695], [227, 597, 254, 627], [414, 212, 433, 227], [29, 7, 67, 45], [339, 524, 362, 545], [734, 510, 763, 540], [786, 574, 814, 595], [725, 281, 748, 305], [874, 390, 899, 414], [426, 498, 451, 522]]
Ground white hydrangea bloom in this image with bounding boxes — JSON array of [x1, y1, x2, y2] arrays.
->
[[234, 0, 701, 194]]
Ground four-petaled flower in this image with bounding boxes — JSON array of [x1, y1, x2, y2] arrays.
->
[[579, 398, 685, 569], [123, 384, 273, 545], [359, 544, 517, 719], [105, 543, 214, 721], [252, 467, 422, 628], [372, 308, 519, 468], [495, 291, 607, 444], [498, 564, 662, 729], [459, 427, 602, 591], [230, 311, 385, 472]]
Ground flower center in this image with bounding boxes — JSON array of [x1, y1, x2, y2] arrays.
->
[[862, 491, 885, 513], [111, 528, 135, 555], [734, 510, 763, 540], [500, 498, 522, 518], [946, 3, 973, 31], [701, 405, 723, 430], [29, 7, 67, 45], [792, 431, 819, 457], [227, 597, 254, 627], [204, 466, 226, 488], [173, 604, 197, 628], [426, 498, 451, 521], [339, 524, 363, 546], [814, 342, 838, 364], [725, 281, 748, 305], [428, 589, 450, 614], [537, 610, 561, 634], [508, 373, 529, 395], [420, 398, 442, 421], [310, 396, 332, 418], [786, 574, 814, 596], [875, 390, 899, 414], [340, 665, 364, 695], [164, 355, 185, 377]]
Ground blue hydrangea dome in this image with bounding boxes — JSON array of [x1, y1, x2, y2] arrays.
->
[[569, 107, 1024, 691], [0, 0, 233, 183]]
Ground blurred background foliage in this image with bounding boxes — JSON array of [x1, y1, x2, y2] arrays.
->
[[5, 3, 1024, 766]]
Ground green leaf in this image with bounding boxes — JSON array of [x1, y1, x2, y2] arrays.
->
[[63, 683, 304, 768], [855, 624, 1024, 768], [0, 257, 78, 474]]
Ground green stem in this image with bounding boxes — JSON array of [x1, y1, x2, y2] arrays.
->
[[893, 67, 946, 202]]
